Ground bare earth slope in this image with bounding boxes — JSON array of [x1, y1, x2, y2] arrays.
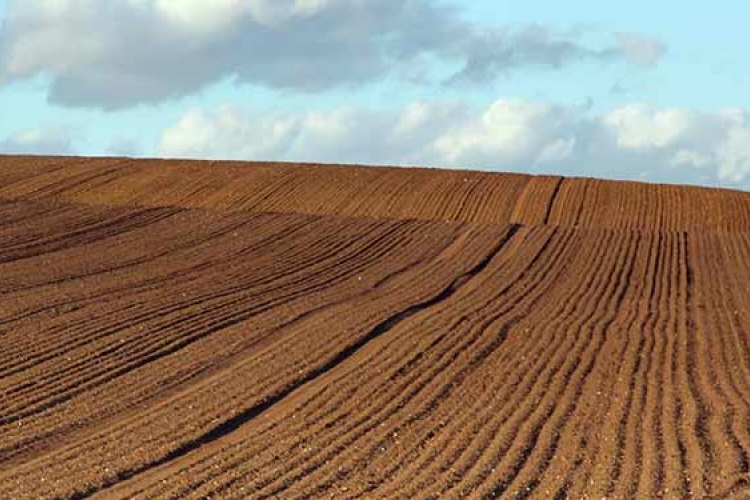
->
[[2, 155, 750, 231], [2, 155, 750, 499]]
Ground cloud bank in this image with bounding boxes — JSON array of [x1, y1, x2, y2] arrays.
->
[[158, 99, 750, 187], [0, 0, 664, 109]]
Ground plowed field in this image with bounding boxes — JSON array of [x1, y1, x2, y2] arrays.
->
[[2, 155, 750, 499]]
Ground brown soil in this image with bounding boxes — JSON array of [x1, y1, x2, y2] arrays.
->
[[2, 155, 750, 499]]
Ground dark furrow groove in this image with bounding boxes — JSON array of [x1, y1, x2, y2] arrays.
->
[[543, 178, 564, 226]]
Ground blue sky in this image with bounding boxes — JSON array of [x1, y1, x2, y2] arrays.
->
[[1, 0, 749, 189]]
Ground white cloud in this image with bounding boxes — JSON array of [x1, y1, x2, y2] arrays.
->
[[158, 106, 297, 160], [432, 99, 579, 165], [601, 105, 694, 150], [717, 127, 750, 183], [149, 0, 250, 34], [157, 99, 750, 188], [146, 0, 333, 33], [0, 127, 73, 154], [158, 103, 459, 165], [0, 0, 666, 109]]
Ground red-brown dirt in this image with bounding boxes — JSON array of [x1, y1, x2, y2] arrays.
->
[[2, 155, 750, 499]]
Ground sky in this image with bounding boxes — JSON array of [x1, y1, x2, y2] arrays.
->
[[1, 0, 749, 190]]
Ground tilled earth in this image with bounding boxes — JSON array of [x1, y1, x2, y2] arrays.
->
[[2, 155, 750, 499]]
